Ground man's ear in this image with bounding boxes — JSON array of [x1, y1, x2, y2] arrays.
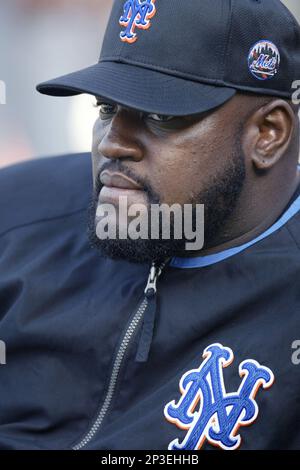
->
[[242, 99, 296, 171]]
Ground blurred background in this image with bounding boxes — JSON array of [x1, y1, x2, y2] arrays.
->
[[0, 0, 299, 168]]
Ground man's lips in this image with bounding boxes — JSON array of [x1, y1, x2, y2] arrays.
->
[[98, 170, 145, 205], [100, 170, 143, 190]]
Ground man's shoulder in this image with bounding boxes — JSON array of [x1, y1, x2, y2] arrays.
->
[[0, 152, 93, 236]]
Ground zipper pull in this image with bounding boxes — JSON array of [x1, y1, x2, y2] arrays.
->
[[135, 260, 168, 363], [144, 263, 161, 298]]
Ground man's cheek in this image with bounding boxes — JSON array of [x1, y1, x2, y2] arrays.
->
[[159, 178, 196, 206]]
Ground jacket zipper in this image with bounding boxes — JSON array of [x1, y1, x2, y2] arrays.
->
[[72, 259, 168, 450]]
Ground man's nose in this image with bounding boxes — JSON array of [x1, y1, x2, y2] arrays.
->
[[98, 111, 143, 162]]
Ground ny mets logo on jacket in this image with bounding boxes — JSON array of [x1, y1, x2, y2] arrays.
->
[[119, 0, 157, 43], [164, 344, 274, 450]]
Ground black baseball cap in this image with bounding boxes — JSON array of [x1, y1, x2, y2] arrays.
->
[[36, 0, 300, 116]]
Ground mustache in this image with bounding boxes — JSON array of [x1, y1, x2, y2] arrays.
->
[[95, 161, 159, 202]]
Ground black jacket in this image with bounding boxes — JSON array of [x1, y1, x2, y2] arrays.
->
[[0, 153, 299, 450]]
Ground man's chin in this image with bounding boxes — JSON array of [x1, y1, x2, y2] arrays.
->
[[90, 206, 186, 263], [87, 236, 186, 264], [87, 207, 186, 262]]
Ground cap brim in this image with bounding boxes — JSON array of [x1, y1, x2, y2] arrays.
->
[[37, 61, 236, 116]]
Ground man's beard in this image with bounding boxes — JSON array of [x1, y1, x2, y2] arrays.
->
[[87, 144, 246, 264]]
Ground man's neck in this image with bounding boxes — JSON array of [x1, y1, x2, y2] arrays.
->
[[180, 169, 300, 258]]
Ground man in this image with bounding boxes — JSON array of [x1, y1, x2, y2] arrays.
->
[[0, 0, 300, 450]]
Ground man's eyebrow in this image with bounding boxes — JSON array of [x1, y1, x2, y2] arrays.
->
[[94, 97, 185, 118], [95, 97, 133, 110], [94, 97, 149, 115], [95, 96, 117, 105]]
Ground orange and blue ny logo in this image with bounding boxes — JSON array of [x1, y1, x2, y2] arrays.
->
[[164, 343, 274, 450], [119, 0, 157, 44]]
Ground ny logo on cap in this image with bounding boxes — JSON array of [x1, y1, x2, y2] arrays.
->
[[119, 0, 157, 44]]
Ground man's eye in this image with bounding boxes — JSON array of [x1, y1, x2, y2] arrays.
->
[[97, 102, 117, 116], [147, 113, 175, 122]]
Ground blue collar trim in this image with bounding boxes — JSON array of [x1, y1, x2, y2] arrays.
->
[[170, 193, 300, 269]]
